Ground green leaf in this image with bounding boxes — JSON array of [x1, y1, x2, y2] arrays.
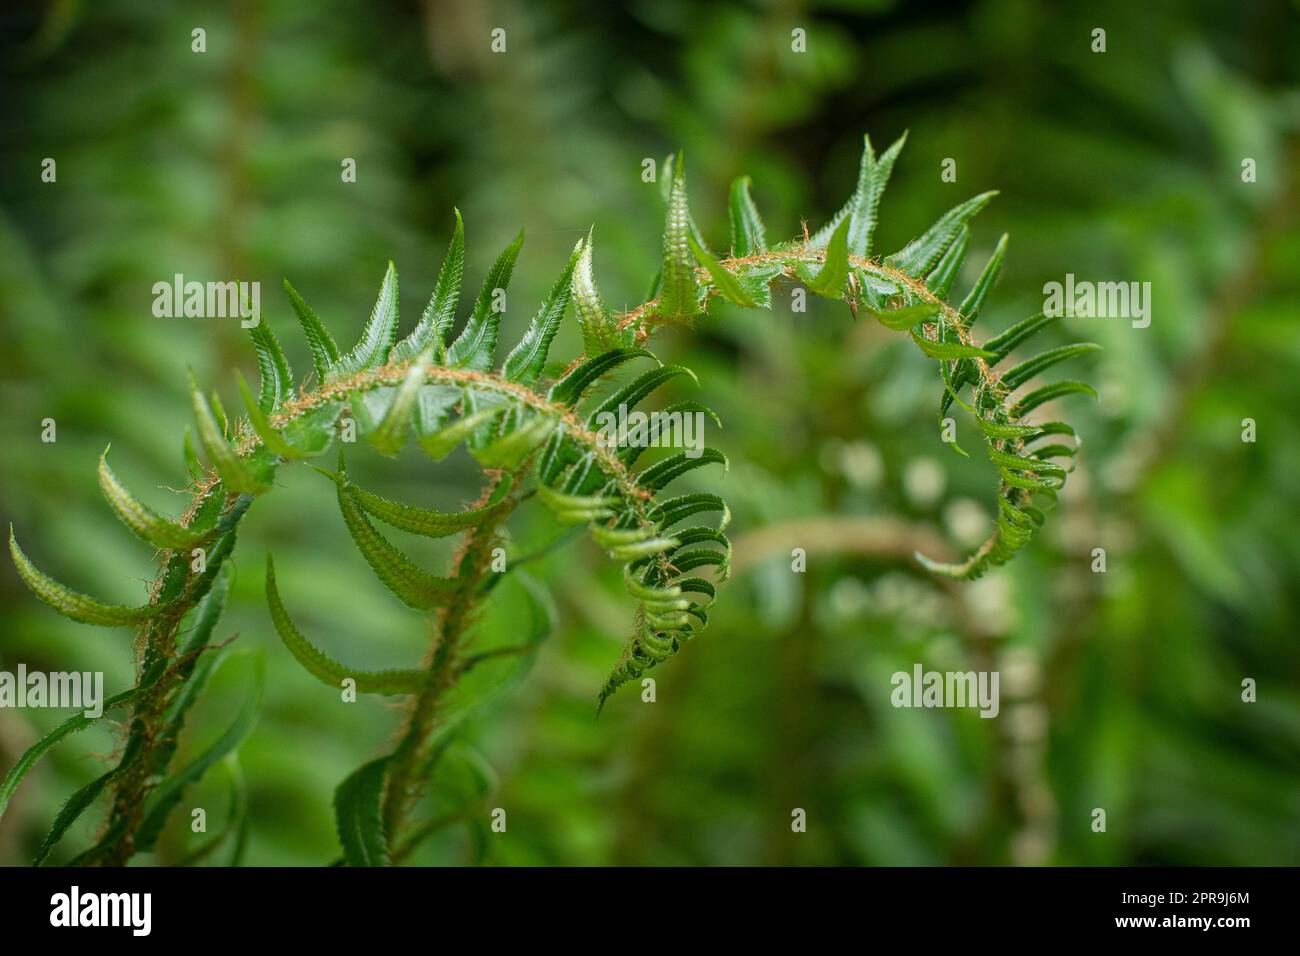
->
[[34, 769, 114, 866], [470, 412, 556, 469], [974, 417, 1044, 440], [98, 447, 209, 550], [393, 209, 465, 363], [178, 566, 231, 676], [339, 471, 512, 539], [998, 467, 1061, 491], [447, 230, 525, 371], [728, 176, 767, 256], [1011, 380, 1098, 417], [283, 279, 339, 380], [135, 651, 265, 852], [655, 151, 700, 320], [266, 556, 424, 694], [806, 218, 851, 298], [183, 426, 204, 480], [910, 331, 995, 361], [647, 492, 731, 531], [585, 365, 698, 427], [536, 485, 620, 525], [1000, 343, 1102, 390], [570, 229, 621, 356], [335, 479, 458, 610], [1033, 444, 1078, 461], [925, 225, 969, 299], [246, 320, 294, 412], [504, 242, 581, 385], [958, 233, 1008, 325], [690, 235, 757, 307], [887, 190, 998, 276], [190, 371, 268, 494], [549, 348, 658, 406], [335, 260, 400, 376], [418, 405, 499, 462], [637, 447, 728, 492], [335, 756, 392, 867], [869, 301, 940, 331], [983, 312, 1059, 361], [369, 347, 434, 456], [988, 449, 1068, 478], [9, 526, 168, 626], [1024, 421, 1077, 443], [0, 661, 163, 824], [811, 131, 908, 257], [235, 369, 304, 459]]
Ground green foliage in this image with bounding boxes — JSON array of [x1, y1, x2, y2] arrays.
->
[[3, 131, 1094, 866], [335, 756, 394, 867]]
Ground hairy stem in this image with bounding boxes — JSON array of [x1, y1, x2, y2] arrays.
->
[[379, 471, 516, 845]]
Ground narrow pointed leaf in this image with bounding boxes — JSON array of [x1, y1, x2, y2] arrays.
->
[[98, 448, 209, 550], [637, 447, 728, 492], [887, 190, 998, 275], [690, 236, 757, 307], [728, 176, 766, 256], [504, 243, 581, 385], [338, 472, 512, 538], [471, 413, 556, 469], [910, 332, 995, 360], [266, 557, 424, 694], [336, 482, 457, 610], [869, 301, 940, 331], [958, 233, 1008, 324], [806, 218, 851, 297], [10, 527, 167, 625], [549, 348, 658, 406], [974, 418, 1044, 440], [369, 347, 434, 456], [447, 230, 525, 371], [983, 312, 1059, 361], [283, 279, 339, 380], [190, 372, 267, 494], [647, 492, 731, 531], [571, 229, 620, 356], [418, 405, 499, 462], [655, 151, 699, 320], [246, 321, 293, 412], [0, 661, 164, 824], [586, 365, 698, 426], [1000, 343, 1101, 390], [1011, 380, 1098, 417], [335, 756, 392, 867], [335, 260, 400, 376], [235, 369, 303, 459], [393, 209, 465, 363], [811, 131, 908, 256], [135, 652, 265, 852], [34, 769, 115, 866], [925, 225, 969, 299]]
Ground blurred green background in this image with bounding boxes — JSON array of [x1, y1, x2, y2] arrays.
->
[[1, 0, 1298, 866]]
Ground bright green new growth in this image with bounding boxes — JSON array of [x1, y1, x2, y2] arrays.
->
[[4, 133, 1094, 866]]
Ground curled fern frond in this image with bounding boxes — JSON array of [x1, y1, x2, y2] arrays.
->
[[4, 132, 1094, 862]]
